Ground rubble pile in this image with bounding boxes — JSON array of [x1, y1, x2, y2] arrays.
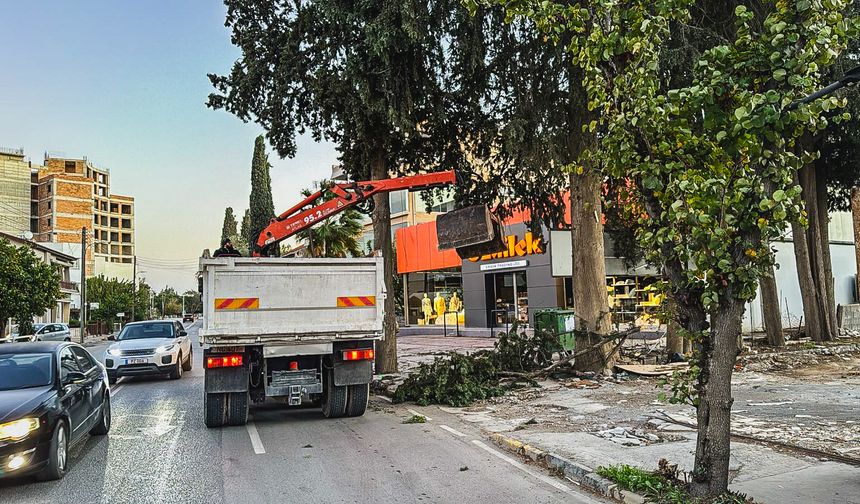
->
[[594, 426, 662, 446], [737, 343, 860, 373]]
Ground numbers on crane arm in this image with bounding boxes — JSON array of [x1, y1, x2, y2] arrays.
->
[[303, 210, 324, 225]]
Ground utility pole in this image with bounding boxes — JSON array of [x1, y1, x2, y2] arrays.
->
[[131, 255, 137, 322], [80, 227, 87, 344]]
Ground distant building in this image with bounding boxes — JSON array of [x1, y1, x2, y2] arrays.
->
[[34, 155, 135, 281], [0, 148, 31, 236]]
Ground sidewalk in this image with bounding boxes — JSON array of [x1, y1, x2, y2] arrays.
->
[[495, 429, 860, 503]]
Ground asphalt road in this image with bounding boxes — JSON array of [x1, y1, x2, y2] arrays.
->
[[0, 322, 606, 504]]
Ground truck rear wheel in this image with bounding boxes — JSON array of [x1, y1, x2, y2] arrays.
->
[[204, 392, 226, 428], [322, 368, 347, 418], [345, 384, 369, 417], [226, 392, 249, 426]]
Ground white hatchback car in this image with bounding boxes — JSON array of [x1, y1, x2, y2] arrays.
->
[[103, 320, 192, 384]]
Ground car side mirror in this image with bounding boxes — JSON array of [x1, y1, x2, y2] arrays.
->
[[178, 330, 187, 337], [107, 334, 116, 341], [63, 371, 87, 386]]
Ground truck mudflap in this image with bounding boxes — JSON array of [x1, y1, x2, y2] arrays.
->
[[204, 348, 250, 394], [332, 360, 372, 386]]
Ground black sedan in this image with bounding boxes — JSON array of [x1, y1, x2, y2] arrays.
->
[[0, 342, 111, 481]]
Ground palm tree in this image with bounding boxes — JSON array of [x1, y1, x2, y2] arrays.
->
[[298, 180, 364, 258]]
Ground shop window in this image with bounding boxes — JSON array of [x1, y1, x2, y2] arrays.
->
[[405, 269, 463, 326]]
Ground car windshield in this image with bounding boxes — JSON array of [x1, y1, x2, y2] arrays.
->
[[0, 353, 53, 391], [117, 323, 175, 341]]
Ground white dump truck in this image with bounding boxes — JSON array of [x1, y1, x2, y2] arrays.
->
[[198, 256, 384, 427]]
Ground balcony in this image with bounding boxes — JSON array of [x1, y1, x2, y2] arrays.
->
[[59, 281, 78, 293]]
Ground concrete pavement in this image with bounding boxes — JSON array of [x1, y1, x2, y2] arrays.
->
[[0, 323, 607, 504]]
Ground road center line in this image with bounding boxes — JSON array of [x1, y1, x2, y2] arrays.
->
[[407, 409, 432, 421], [471, 440, 571, 493], [375, 395, 393, 403], [246, 421, 266, 454], [439, 425, 466, 437]]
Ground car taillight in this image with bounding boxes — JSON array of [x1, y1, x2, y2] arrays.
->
[[206, 354, 243, 369], [343, 349, 374, 361]]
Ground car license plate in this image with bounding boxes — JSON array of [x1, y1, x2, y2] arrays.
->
[[126, 358, 147, 365]]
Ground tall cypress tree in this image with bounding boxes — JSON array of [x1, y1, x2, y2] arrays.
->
[[239, 209, 251, 245], [247, 136, 275, 256], [221, 207, 238, 243]]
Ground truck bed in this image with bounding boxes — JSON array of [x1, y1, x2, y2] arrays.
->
[[199, 256, 384, 345]]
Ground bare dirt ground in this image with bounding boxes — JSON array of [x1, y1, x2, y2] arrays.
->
[[391, 335, 860, 462]]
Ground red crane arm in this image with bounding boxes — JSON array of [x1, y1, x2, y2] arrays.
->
[[254, 170, 457, 256]]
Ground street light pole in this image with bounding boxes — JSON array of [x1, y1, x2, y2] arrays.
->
[[789, 65, 860, 110]]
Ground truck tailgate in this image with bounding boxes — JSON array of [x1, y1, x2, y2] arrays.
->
[[199, 256, 384, 344]]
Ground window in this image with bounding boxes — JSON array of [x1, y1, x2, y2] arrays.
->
[[71, 347, 97, 372], [110, 203, 118, 213], [59, 348, 82, 381], [121, 204, 132, 214], [121, 219, 131, 229], [64, 161, 76, 174], [47, 201, 52, 211], [110, 217, 119, 227], [47, 184, 52, 194], [101, 201, 107, 211], [110, 232, 119, 242], [389, 190, 408, 215], [431, 199, 455, 213], [122, 245, 132, 255], [46, 218, 52, 227], [121, 233, 131, 243]]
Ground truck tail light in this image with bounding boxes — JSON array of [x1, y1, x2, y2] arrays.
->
[[343, 349, 374, 361], [207, 354, 243, 369]]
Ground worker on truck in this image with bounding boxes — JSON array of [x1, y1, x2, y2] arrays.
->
[[213, 237, 242, 257]]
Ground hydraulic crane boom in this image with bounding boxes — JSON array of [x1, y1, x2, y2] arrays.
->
[[254, 170, 457, 256]]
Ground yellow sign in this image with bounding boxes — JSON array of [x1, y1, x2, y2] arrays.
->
[[469, 232, 544, 262]]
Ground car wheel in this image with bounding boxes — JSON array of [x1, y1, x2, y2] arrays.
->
[[345, 384, 369, 417], [108, 372, 118, 385], [322, 367, 347, 418], [182, 348, 193, 371], [90, 393, 111, 435], [204, 392, 226, 428], [38, 421, 68, 481], [169, 353, 183, 379]]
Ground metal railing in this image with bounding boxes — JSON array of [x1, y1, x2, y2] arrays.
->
[[489, 309, 511, 338], [441, 310, 461, 337]]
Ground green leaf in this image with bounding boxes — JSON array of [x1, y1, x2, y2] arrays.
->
[[773, 68, 786, 81]]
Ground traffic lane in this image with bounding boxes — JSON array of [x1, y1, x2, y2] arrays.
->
[[0, 322, 223, 504], [225, 400, 606, 504]]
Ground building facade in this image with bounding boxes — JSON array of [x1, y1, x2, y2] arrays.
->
[[0, 148, 31, 236], [34, 156, 135, 280]]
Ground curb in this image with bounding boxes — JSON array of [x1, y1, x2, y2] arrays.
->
[[489, 433, 647, 504]]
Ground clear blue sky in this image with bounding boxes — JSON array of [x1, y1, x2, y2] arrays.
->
[[0, 0, 337, 291]]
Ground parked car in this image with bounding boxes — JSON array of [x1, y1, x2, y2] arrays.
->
[[2, 324, 71, 344], [0, 342, 111, 480], [103, 320, 192, 384]]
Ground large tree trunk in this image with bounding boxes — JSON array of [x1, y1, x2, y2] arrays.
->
[[690, 296, 744, 498], [666, 317, 684, 357], [760, 262, 784, 347], [816, 169, 837, 336], [800, 165, 835, 341], [852, 188, 860, 298], [570, 169, 614, 372], [371, 151, 398, 374], [792, 219, 823, 340]]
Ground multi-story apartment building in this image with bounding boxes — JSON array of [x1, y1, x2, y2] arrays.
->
[[33, 155, 135, 281], [0, 148, 31, 236]]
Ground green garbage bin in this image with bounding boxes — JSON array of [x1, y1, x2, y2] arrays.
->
[[534, 309, 577, 352]]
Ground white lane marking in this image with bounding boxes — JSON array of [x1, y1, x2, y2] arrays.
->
[[471, 440, 571, 493], [407, 409, 431, 421], [246, 421, 266, 454], [376, 395, 393, 403], [111, 385, 124, 396], [439, 425, 467, 438]]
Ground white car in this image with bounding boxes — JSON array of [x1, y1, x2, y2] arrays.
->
[[2, 323, 71, 343], [103, 320, 192, 384]]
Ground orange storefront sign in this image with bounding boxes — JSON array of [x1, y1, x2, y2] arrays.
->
[[467, 232, 543, 262]]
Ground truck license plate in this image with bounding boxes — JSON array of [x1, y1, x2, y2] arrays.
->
[[126, 358, 147, 365]]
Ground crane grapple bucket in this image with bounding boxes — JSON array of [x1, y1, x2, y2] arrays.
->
[[436, 205, 506, 259]]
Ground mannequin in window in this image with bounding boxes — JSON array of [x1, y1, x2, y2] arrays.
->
[[421, 293, 433, 323]]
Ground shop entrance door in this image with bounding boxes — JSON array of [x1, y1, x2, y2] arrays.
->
[[490, 270, 528, 327]]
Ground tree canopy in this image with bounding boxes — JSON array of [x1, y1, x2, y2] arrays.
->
[[0, 239, 61, 336]]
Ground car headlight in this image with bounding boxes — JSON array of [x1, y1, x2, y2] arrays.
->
[[156, 344, 175, 353], [107, 348, 122, 356], [0, 418, 39, 441]]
